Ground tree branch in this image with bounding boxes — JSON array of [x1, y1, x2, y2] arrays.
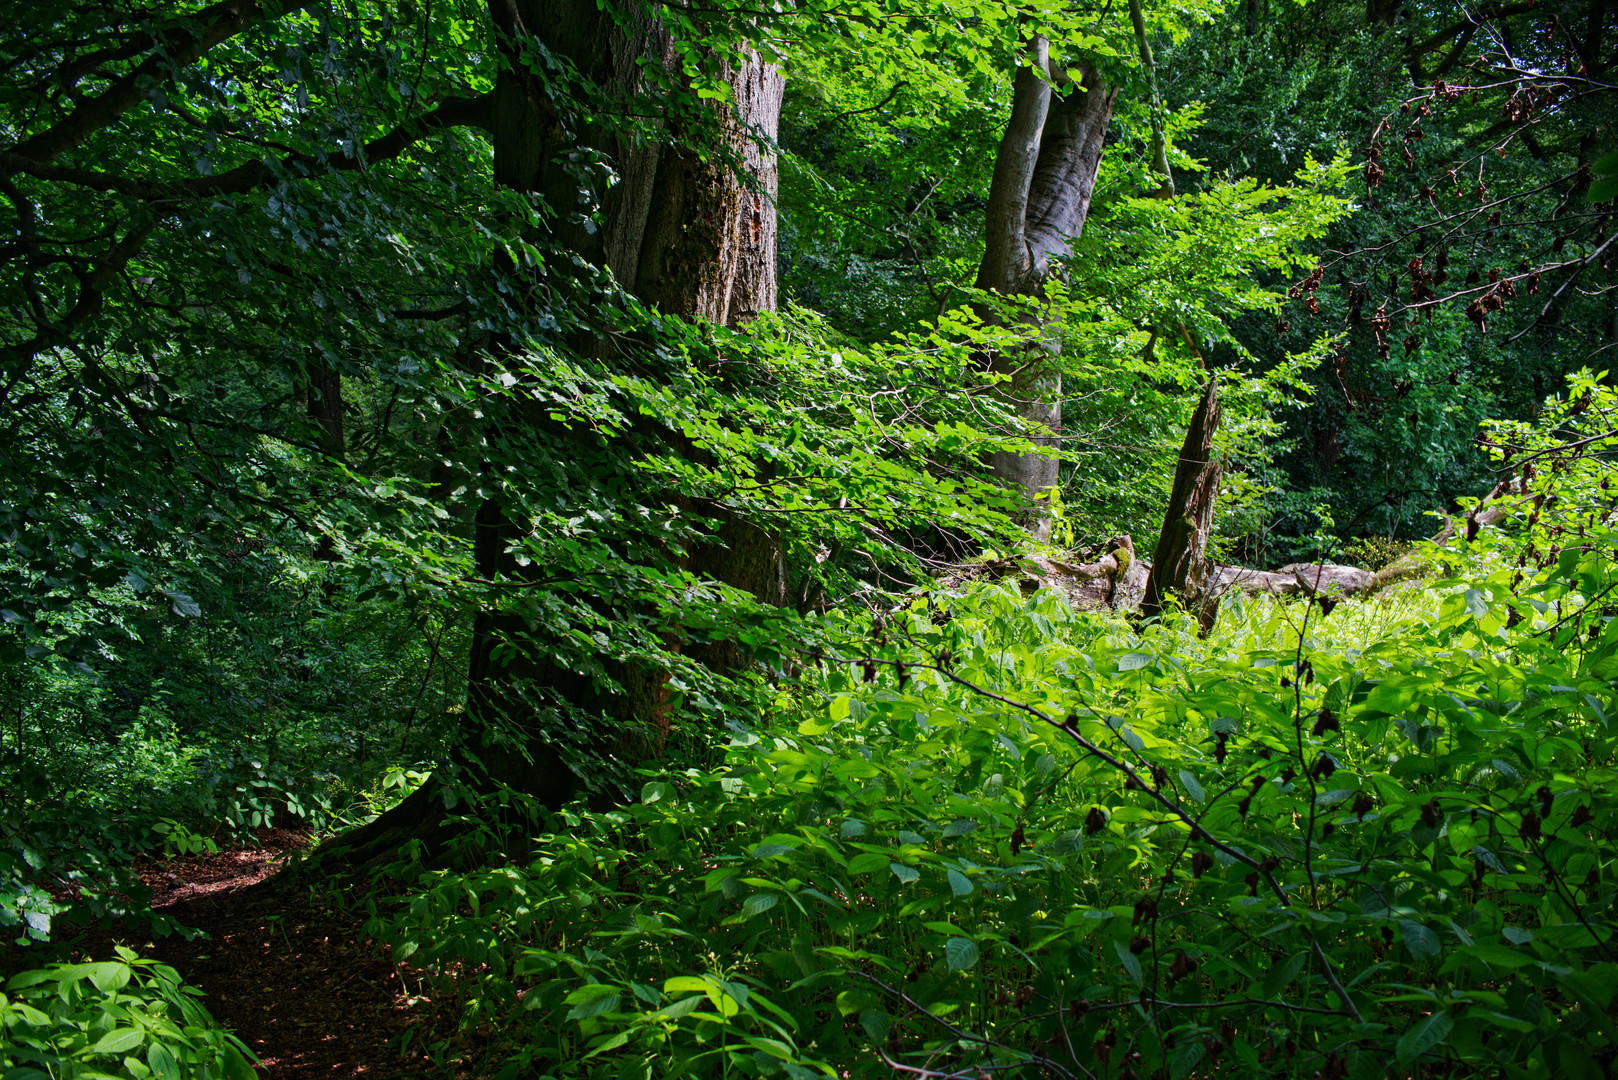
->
[[0, 93, 495, 200], [7, 0, 321, 165], [976, 37, 1051, 294]]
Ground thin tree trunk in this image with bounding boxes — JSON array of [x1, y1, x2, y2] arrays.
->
[[1141, 376, 1221, 631], [1129, 0, 1175, 200]]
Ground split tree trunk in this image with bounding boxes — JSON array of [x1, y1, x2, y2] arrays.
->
[[976, 39, 1117, 540], [1141, 376, 1221, 629]]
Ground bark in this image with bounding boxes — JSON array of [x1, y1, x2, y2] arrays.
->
[[303, 358, 344, 460], [976, 42, 1117, 537], [1141, 376, 1221, 630], [321, 2, 787, 868]]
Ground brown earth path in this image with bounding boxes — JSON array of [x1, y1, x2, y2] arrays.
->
[[16, 831, 455, 1079]]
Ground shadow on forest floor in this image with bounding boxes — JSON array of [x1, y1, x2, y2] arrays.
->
[[7, 830, 454, 1079]]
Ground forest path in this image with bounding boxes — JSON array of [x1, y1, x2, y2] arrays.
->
[[111, 833, 425, 1079]]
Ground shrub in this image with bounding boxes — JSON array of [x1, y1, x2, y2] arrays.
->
[[0, 946, 255, 1079]]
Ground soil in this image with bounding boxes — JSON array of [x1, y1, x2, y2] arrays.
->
[[5, 829, 450, 1079]]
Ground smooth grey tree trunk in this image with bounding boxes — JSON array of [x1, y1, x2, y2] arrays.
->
[[976, 39, 1117, 539]]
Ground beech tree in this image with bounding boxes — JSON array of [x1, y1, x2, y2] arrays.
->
[[975, 39, 1117, 533], [0, 0, 1032, 862], [1, 0, 1348, 876]]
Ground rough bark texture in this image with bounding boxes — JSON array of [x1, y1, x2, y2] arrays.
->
[[320, 3, 788, 868], [303, 358, 343, 460], [976, 42, 1116, 534], [1141, 376, 1221, 630]]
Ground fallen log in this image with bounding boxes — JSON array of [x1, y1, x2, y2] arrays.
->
[[954, 482, 1519, 613]]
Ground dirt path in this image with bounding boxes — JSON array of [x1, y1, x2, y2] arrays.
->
[[53, 833, 434, 1079]]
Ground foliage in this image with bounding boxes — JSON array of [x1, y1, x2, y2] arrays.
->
[[0, 946, 256, 1080], [1165, 0, 1618, 555], [365, 411, 1618, 1077]]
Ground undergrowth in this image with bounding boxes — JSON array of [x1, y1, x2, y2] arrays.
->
[[364, 503, 1618, 1078]]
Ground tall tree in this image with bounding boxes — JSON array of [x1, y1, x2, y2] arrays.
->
[[332, 1, 793, 862], [975, 38, 1117, 537]]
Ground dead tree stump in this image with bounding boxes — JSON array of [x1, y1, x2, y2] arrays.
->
[[1142, 376, 1222, 631]]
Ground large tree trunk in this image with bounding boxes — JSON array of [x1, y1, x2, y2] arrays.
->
[[976, 40, 1116, 539], [321, 2, 786, 869]]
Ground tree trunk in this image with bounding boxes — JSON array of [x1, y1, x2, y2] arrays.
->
[[976, 40, 1117, 538], [320, 2, 786, 869], [1141, 376, 1221, 631], [304, 357, 343, 460]]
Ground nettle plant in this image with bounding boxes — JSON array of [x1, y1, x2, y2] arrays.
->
[[368, 523, 1615, 1079]]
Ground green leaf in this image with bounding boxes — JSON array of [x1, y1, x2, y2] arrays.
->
[[1117, 652, 1153, 671], [1113, 940, 1143, 985], [752, 843, 797, 858], [1399, 920, 1441, 960], [1170, 1035, 1206, 1080], [1178, 770, 1205, 804], [584, 1031, 631, 1059], [89, 1028, 146, 1055], [84, 963, 131, 992], [1395, 1011, 1451, 1066], [220, 1044, 256, 1080], [147, 1041, 180, 1080], [859, 1008, 891, 1042], [947, 868, 974, 895], [847, 852, 887, 874], [889, 862, 919, 884], [944, 937, 980, 971], [1461, 944, 1531, 969], [1262, 952, 1306, 998], [740, 893, 779, 918], [1559, 1037, 1604, 1080], [565, 983, 623, 1021], [1592, 148, 1618, 175], [1588, 173, 1618, 202]]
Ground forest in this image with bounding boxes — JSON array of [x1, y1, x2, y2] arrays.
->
[[1, 0, 1616, 1077]]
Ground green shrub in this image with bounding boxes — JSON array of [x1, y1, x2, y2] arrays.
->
[[0, 946, 255, 1079], [365, 515, 1618, 1079]]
